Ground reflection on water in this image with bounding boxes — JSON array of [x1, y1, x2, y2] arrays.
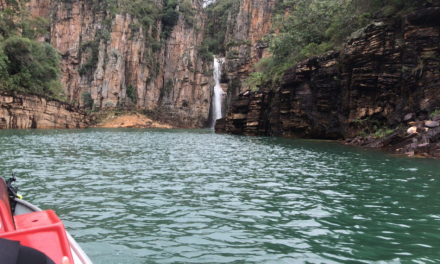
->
[[0, 129, 439, 263]]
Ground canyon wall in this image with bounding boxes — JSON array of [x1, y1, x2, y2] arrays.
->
[[218, 0, 276, 116], [217, 5, 440, 145], [223, 0, 275, 80], [0, 93, 89, 129], [26, 0, 213, 128], [6, 0, 277, 128]]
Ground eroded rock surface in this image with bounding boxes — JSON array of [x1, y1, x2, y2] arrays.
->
[[0, 93, 89, 129]]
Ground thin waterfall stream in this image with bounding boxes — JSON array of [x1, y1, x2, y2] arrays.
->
[[210, 57, 224, 128]]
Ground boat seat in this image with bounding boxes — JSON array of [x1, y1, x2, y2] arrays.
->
[[3, 210, 74, 264], [0, 176, 15, 233], [0, 176, 74, 263]]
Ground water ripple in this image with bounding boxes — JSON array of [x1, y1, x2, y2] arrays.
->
[[0, 129, 440, 263]]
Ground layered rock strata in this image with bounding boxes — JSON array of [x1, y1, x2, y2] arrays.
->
[[0, 93, 89, 129], [217, 5, 440, 156], [25, 0, 213, 128]]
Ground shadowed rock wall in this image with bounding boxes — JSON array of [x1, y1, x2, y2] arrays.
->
[[218, 5, 440, 145]]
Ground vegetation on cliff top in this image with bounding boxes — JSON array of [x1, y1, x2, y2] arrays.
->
[[0, 0, 64, 100], [201, 0, 240, 60], [102, 0, 197, 39], [258, 0, 429, 83], [239, 0, 431, 90]]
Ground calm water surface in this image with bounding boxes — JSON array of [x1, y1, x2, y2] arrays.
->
[[0, 129, 439, 264]]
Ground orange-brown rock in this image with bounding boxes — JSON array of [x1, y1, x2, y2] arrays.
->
[[93, 112, 173, 129], [0, 93, 89, 129], [24, 0, 213, 128], [159, 3, 213, 128]]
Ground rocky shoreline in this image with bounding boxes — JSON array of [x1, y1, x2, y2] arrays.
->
[[0, 92, 89, 129], [0, 91, 192, 130], [346, 113, 440, 158]]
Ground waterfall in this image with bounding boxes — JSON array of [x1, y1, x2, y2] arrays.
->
[[211, 57, 224, 128]]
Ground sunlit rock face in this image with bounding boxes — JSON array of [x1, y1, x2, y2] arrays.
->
[[0, 93, 90, 129], [26, 0, 213, 128], [18, 0, 276, 128]]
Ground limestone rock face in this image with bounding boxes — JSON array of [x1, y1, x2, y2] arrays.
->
[[224, 0, 275, 75], [0, 93, 89, 129], [27, 0, 213, 128], [218, 5, 440, 147]]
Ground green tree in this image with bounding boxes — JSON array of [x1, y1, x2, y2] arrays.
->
[[0, 36, 63, 99], [203, 0, 239, 55], [0, 0, 64, 100], [245, 0, 428, 89], [126, 84, 137, 104], [180, 0, 196, 25]]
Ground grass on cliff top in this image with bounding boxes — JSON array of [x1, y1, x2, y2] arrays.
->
[[104, 0, 196, 39], [242, 0, 430, 91]]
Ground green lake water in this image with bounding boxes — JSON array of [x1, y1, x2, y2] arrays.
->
[[0, 129, 439, 264]]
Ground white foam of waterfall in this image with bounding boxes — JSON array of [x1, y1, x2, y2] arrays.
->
[[211, 57, 224, 128]]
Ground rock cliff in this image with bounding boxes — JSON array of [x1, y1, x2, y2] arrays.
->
[[214, 0, 276, 116], [25, 0, 213, 128], [0, 93, 89, 129], [2, 0, 277, 129], [223, 0, 275, 79], [217, 5, 440, 157]]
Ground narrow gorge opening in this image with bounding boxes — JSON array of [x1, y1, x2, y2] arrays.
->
[[209, 57, 225, 129]]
